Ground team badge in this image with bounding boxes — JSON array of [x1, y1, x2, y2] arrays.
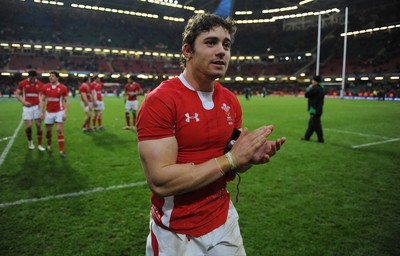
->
[[221, 103, 233, 125]]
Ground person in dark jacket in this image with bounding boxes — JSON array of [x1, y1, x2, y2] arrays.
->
[[302, 75, 325, 143]]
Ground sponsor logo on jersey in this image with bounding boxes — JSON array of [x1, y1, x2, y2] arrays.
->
[[185, 113, 200, 123]]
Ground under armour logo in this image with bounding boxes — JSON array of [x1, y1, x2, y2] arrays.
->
[[185, 113, 200, 123]]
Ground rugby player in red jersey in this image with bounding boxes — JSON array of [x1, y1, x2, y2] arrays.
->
[[40, 71, 69, 158], [79, 76, 93, 132], [123, 75, 143, 130], [15, 70, 45, 151], [90, 75, 105, 131], [137, 13, 286, 255]]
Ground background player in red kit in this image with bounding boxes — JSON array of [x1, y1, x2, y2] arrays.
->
[[123, 75, 143, 130], [137, 13, 286, 256], [15, 70, 45, 151], [79, 76, 93, 132], [40, 71, 69, 158], [90, 75, 105, 131]]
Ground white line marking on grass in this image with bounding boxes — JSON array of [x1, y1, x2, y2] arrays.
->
[[0, 120, 23, 167], [325, 128, 389, 139], [352, 138, 400, 149], [0, 181, 147, 208]]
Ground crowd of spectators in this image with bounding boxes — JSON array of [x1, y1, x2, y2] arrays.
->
[[0, 0, 399, 99]]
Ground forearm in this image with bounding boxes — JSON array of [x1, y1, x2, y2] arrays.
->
[[147, 159, 229, 197], [140, 139, 234, 197]]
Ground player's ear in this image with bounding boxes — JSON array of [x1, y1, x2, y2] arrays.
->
[[182, 44, 193, 59]]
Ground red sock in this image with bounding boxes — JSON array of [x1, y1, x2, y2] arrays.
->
[[98, 118, 102, 127], [58, 134, 64, 152], [37, 130, 43, 145], [46, 131, 52, 146], [125, 114, 130, 126], [26, 128, 32, 141]]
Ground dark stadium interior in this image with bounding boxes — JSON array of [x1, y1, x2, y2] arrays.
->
[[0, 0, 399, 98]]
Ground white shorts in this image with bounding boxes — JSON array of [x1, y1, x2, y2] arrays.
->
[[146, 201, 246, 256], [22, 105, 41, 120], [44, 111, 65, 124], [93, 101, 105, 111], [125, 100, 139, 112]]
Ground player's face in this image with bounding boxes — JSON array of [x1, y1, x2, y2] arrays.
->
[[190, 26, 231, 80], [28, 77, 36, 84], [49, 74, 58, 84]]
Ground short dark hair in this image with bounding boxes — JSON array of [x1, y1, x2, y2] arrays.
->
[[82, 76, 89, 83], [28, 70, 37, 77], [313, 75, 321, 83], [50, 71, 60, 78], [181, 13, 237, 68]]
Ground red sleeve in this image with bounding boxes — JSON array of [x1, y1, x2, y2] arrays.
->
[[17, 80, 25, 90], [137, 84, 175, 141]]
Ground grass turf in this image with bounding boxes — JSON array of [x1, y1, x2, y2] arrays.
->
[[0, 95, 399, 256]]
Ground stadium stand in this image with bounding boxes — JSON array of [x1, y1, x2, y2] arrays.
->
[[0, 0, 399, 98]]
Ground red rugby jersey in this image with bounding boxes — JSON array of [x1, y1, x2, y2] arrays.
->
[[90, 81, 103, 101], [124, 82, 142, 101], [42, 83, 68, 113], [137, 75, 242, 237], [17, 79, 44, 105], [79, 83, 92, 102]]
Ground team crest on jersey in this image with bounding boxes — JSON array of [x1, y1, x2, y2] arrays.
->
[[185, 113, 200, 123], [221, 103, 233, 125]]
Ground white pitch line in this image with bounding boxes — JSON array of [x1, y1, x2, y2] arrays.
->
[[0, 181, 147, 208], [0, 120, 23, 167], [352, 138, 400, 149], [325, 128, 390, 139]]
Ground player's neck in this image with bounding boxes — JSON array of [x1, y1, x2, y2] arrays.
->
[[182, 70, 214, 92]]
